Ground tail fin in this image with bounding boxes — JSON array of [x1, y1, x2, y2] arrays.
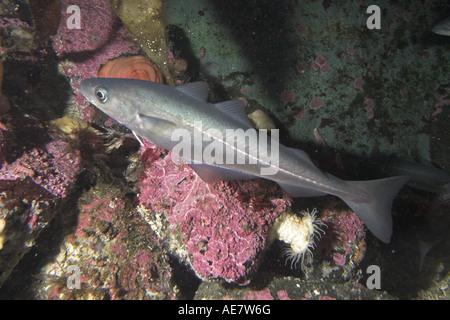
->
[[341, 176, 409, 243]]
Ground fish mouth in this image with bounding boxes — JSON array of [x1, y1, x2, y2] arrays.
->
[[79, 80, 90, 99]]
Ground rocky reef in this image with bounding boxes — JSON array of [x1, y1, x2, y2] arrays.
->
[[0, 0, 448, 300]]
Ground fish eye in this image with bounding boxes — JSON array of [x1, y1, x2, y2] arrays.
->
[[94, 87, 108, 103]]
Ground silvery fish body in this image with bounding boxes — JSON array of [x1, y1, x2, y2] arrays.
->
[[432, 17, 450, 36], [80, 78, 408, 243], [387, 159, 450, 193]]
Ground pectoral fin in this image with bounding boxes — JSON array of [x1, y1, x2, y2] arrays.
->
[[190, 163, 257, 183], [137, 114, 177, 136]]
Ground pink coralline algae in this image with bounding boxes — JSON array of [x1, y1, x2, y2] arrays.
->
[[136, 143, 291, 284], [281, 90, 295, 104], [277, 290, 290, 300], [0, 123, 81, 199], [76, 196, 124, 238], [332, 252, 346, 266], [329, 209, 365, 245], [319, 201, 367, 268], [51, 0, 140, 122], [0, 125, 6, 166], [311, 55, 330, 74], [244, 288, 274, 300], [295, 107, 306, 120], [310, 97, 324, 109], [0, 114, 82, 289], [354, 77, 365, 89], [38, 185, 176, 300], [364, 98, 375, 119]]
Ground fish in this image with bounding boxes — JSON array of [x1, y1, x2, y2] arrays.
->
[[432, 17, 450, 36], [80, 78, 409, 243], [387, 159, 450, 193]]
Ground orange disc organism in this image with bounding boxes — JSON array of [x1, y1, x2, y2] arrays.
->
[[98, 56, 164, 83]]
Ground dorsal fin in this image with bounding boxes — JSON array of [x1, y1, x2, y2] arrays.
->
[[213, 100, 253, 129], [174, 82, 209, 101]]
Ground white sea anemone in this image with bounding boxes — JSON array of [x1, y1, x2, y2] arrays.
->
[[270, 208, 326, 269]]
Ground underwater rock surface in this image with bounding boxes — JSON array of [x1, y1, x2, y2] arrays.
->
[[136, 143, 291, 284], [0, 0, 448, 299]]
